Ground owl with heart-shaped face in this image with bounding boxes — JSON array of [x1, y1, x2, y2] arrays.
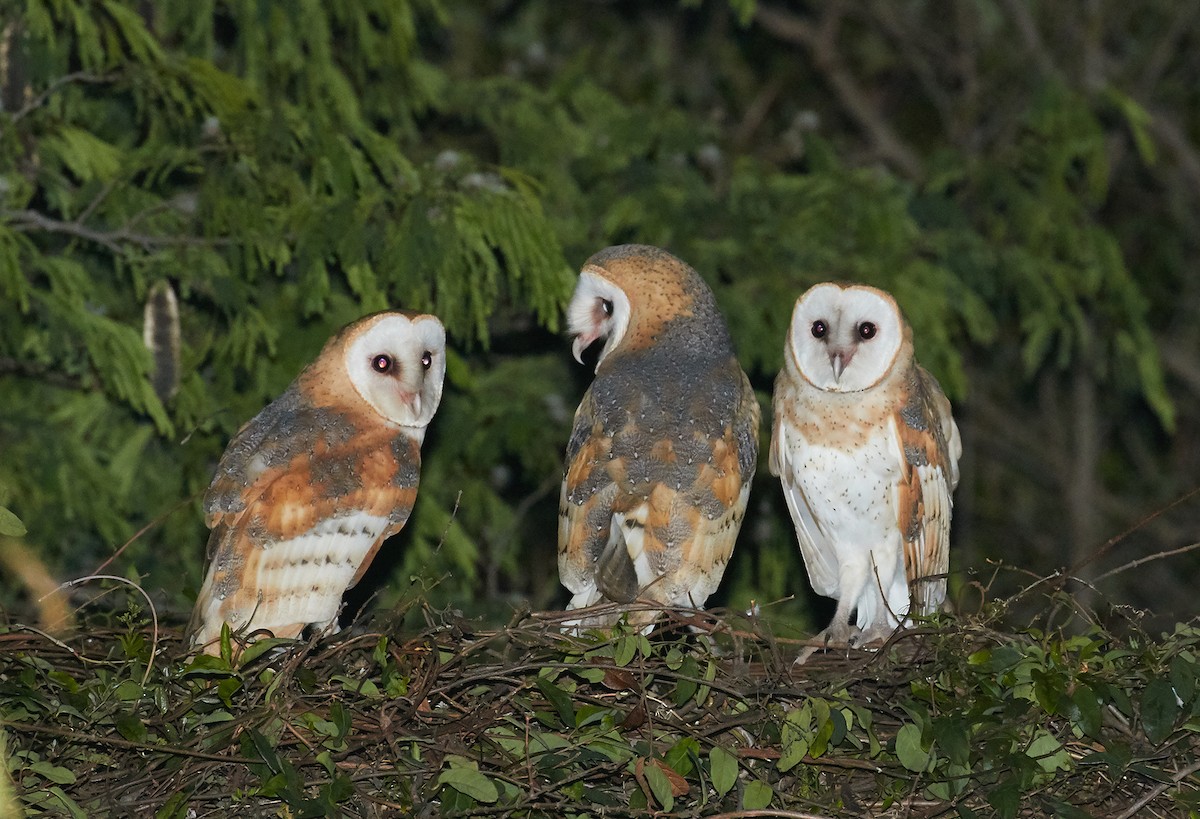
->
[[770, 283, 961, 661], [187, 311, 446, 654], [558, 245, 760, 631]]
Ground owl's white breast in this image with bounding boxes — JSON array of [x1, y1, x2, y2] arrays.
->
[[794, 440, 899, 547], [775, 369, 916, 624]]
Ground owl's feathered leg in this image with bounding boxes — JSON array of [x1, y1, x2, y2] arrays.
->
[[796, 551, 891, 665]]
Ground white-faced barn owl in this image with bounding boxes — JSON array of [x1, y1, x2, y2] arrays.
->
[[187, 311, 446, 655], [558, 245, 760, 631], [769, 283, 961, 661]]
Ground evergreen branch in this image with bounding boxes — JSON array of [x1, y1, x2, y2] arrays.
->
[[3, 208, 229, 253], [9, 71, 116, 124], [754, 3, 924, 179], [0, 356, 87, 390]]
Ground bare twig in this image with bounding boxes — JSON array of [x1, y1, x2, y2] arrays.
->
[[1068, 484, 1200, 578], [50, 574, 160, 686], [1092, 541, 1200, 584], [1114, 758, 1200, 819], [88, 494, 199, 578], [0, 720, 258, 765], [1137, 0, 1200, 98], [9, 71, 116, 123], [998, 0, 1060, 79], [0, 356, 88, 390], [754, 3, 924, 178], [4, 208, 228, 253], [705, 806, 830, 811]]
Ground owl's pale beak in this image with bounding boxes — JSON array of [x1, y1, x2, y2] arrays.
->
[[396, 388, 421, 417], [571, 332, 598, 366], [829, 349, 855, 382]]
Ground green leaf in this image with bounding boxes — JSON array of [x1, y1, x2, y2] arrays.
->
[[0, 507, 26, 537], [1141, 677, 1180, 744], [44, 786, 87, 819], [642, 760, 674, 812], [613, 634, 637, 667], [114, 712, 147, 743], [438, 767, 499, 804], [895, 723, 930, 772], [536, 676, 576, 727], [1026, 730, 1071, 773], [778, 719, 810, 772], [742, 780, 773, 810], [709, 746, 738, 796], [1069, 682, 1102, 738], [29, 760, 77, 785], [1169, 655, 1196, 706], [988, 779, 1020, 819]]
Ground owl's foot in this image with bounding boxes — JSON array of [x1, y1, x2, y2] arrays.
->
[[852, 623, 899, 650], [794, 621, 861, 665]]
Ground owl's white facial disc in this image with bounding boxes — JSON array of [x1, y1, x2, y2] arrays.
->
[[345, 314, 447, 431], [566, 269, 631, 372], [788, 283, 903, 392]]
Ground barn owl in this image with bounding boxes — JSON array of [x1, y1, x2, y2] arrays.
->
[[558, 244, 760, 631], [187, 311, 446, 655], [769, 283, 961, 660]]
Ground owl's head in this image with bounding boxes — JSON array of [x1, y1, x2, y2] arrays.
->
[[566, 268, 631, 370], [786, 283, 909, 393], [566, 244, 729, 372], [342, 311, 447, 431]]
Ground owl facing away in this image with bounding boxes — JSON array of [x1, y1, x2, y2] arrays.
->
[[187, 311, 446, 655], [559, 244, 760, 631], [769, 283, 961, 660]]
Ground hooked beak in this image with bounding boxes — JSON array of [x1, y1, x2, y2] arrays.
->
[[571, 332, 599, 366], [829, 348, 855, 382]]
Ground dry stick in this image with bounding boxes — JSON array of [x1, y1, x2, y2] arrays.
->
[[706, 811, 837, 819], [9, 71, 116, 122], [1115, 758, 1200, 819], [1004, 486, 1200, 607], [48, 575, 159, 686], [0, 719, 257, 766], [753, 3, 924, 179], [5, 208, 231, 253], [1066, 484, 1200, 580], [90, 493, 200, 578], [1092, 541, 1200, 584]]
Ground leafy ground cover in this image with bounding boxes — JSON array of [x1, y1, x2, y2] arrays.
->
[[2, 592, 1199, 818]]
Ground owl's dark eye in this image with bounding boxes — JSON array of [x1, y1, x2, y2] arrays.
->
[[371, 354, 393, 374], [810, 320, 828, 339], [858, 322, 877, 340], [600, 298, 614, 317], [421, 351, 433, 370]]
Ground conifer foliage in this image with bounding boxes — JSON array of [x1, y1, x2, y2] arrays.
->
[[0, 1, 575, 614], [1, 1, 1197, 627]]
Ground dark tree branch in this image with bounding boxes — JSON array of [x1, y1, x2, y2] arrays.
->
[[870, 1, 954, 131], [3, 208, 228, 253], [754, 3, 924, 179], [999, 0, 1061, 80], [7, 71, 116, 123], [1145, 108, 1200, 192], [0, 357, 88, 390], [1138, 0, 1200, 98]]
